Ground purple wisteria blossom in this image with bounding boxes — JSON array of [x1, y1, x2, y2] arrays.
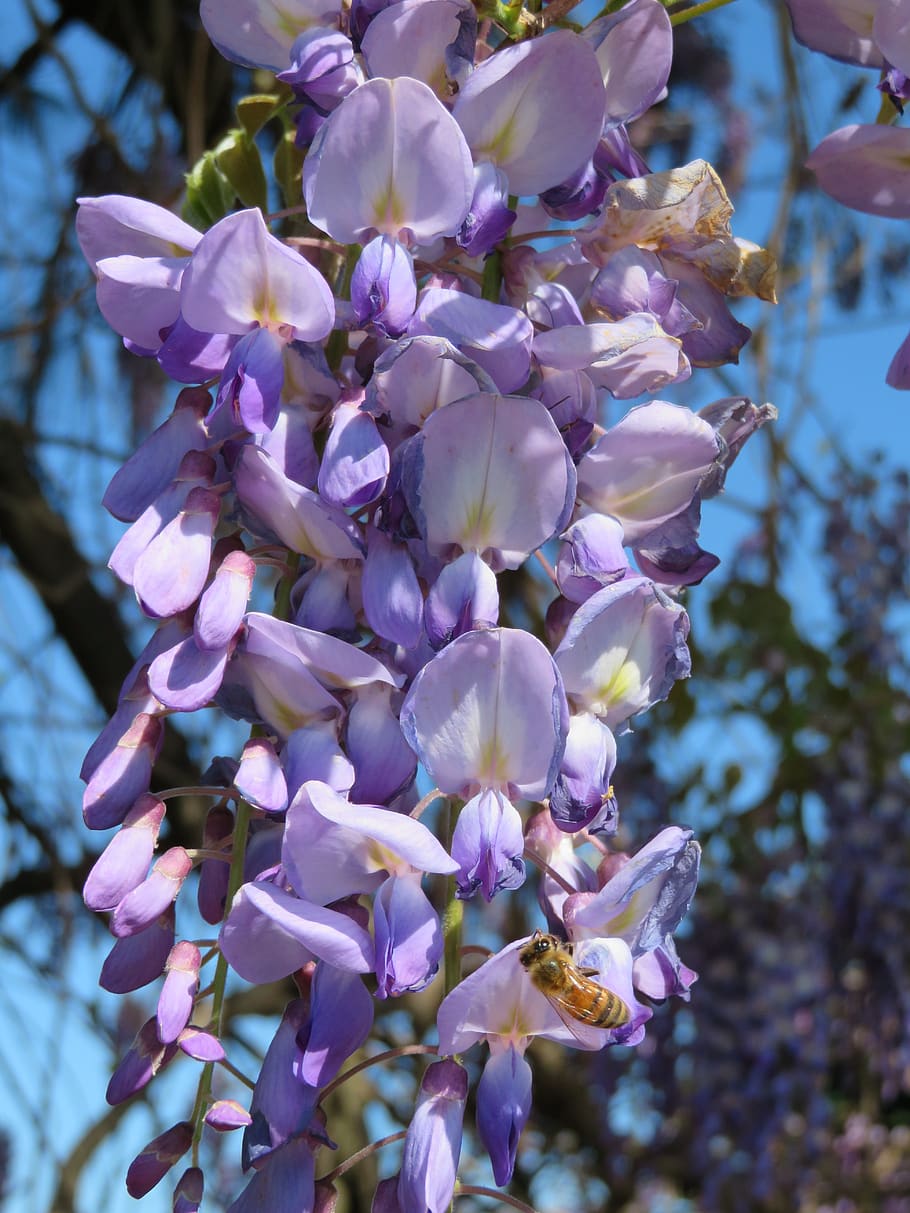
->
[[180, 208, 335, 431], [75, 2, 779, 1207], [303, 76, 474, 245]]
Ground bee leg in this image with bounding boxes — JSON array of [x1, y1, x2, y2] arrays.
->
[[578, 966, 599, 977]]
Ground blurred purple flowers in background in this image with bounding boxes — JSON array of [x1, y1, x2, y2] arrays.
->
[[74, 0, 781, 1206]]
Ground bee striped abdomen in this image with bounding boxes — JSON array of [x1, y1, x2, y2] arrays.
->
[[588, 986, 630, 1028]]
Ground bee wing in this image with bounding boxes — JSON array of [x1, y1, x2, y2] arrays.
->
[[540, 963, 614, 1046], [544, 987, 605, 1046]]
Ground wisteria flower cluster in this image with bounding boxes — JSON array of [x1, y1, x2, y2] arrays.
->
[[786, 0, 910, 385], [77, 0, 777, 1208]]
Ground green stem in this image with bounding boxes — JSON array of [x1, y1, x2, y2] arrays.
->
[[273, 551, 300, 621], [325, 243, 361, 371], [190, 796, 253, 1160], [669, 0, 736, 25], [481, 249, 503, 303], [441, 799, 464, 997]]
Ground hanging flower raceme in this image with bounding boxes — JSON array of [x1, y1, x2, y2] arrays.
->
[[73, 1, 780, 1208]]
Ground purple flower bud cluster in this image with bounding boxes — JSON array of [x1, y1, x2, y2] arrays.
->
[[76, 0, 778, 1207]]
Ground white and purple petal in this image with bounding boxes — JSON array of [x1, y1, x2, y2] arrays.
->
[[783, 0, 882, 66], [414, 391, 574, 570], [157, 942, 202, 1044], [83, 794, 165, 911], [584, 0, 673, 125], [576, 399, 719, 545], [451, 788, 526, 902], [148, 635, 229, 712], [400, 626, 569, 800], [111, 848, 192, 937], [298, 963, 374, 1085], [102, 387, 212, 523], [235, 737, 289, 814], [361, 0, 476, 94], [554, 577, 690, 732], [452, 30, 605, 197], [303, 77, 474, 245], [132, 486, 220, 618], [346, 683, 418, 805], [409, 290, 532, 394], [181, 208, 335, 338], [424, 551, 500, 649], [398, 1060, 467, 1213], [233, 445, 365, 560], [318, 402, 390, 508]]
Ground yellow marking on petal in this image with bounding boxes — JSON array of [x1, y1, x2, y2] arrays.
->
[[371, 178, 408, 236], [477, 737, 511, 786], [251, 286, 280, 329], [268, 700, 308, 736], [475, 116, 518, 168], [271, 5, 317, 38], [365, 838, 403, 874], [460, 495, 497, 551], [604, 900, 641, 938], [590, 660, 640, 717], [497, 1003, 533, 1042]]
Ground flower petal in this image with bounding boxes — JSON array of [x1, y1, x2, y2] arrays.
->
[[304, 77, 474, 244], [400, 626, 569, 800], [220, 881, 375, 982], [453, 30, 605, 196], [807, 124, 910, 218]]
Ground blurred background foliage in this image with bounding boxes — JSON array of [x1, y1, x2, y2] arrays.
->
[[1, 1, 909, 1210]]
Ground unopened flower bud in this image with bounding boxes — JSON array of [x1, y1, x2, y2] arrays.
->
[[157, 942, 202, 1043], [398, 1060, 468, 1213], [111, 848, 193, 937], [106, 1018, 177, 1105], [126, 1121, 192, 1197], [173, 1166, 204, 1213], [205, 1100, 252, 1132], [83, 794, 165, 910]]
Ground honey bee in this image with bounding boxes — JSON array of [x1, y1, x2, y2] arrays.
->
[[519, 929, 630, 1033]]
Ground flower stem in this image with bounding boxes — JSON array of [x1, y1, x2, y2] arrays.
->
[[456, 1184, 541, 1213], [320, 1044, 439, 1101], [533, 549, 557, 584], [159, 785, 237, 801], [481, 249, 503, 303], [540, 0, 582, 26], [319, 1130, 408, 1184], [668, 0, 736, 25], [442, 799, 464, 996], [325, 244, 361, 370], [217, 1055, 256, 1090], [186, 848, 232, 865], [410, 787, 445, 820], [523, 846, 577, 895], [190, 796, 253, 1161]]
